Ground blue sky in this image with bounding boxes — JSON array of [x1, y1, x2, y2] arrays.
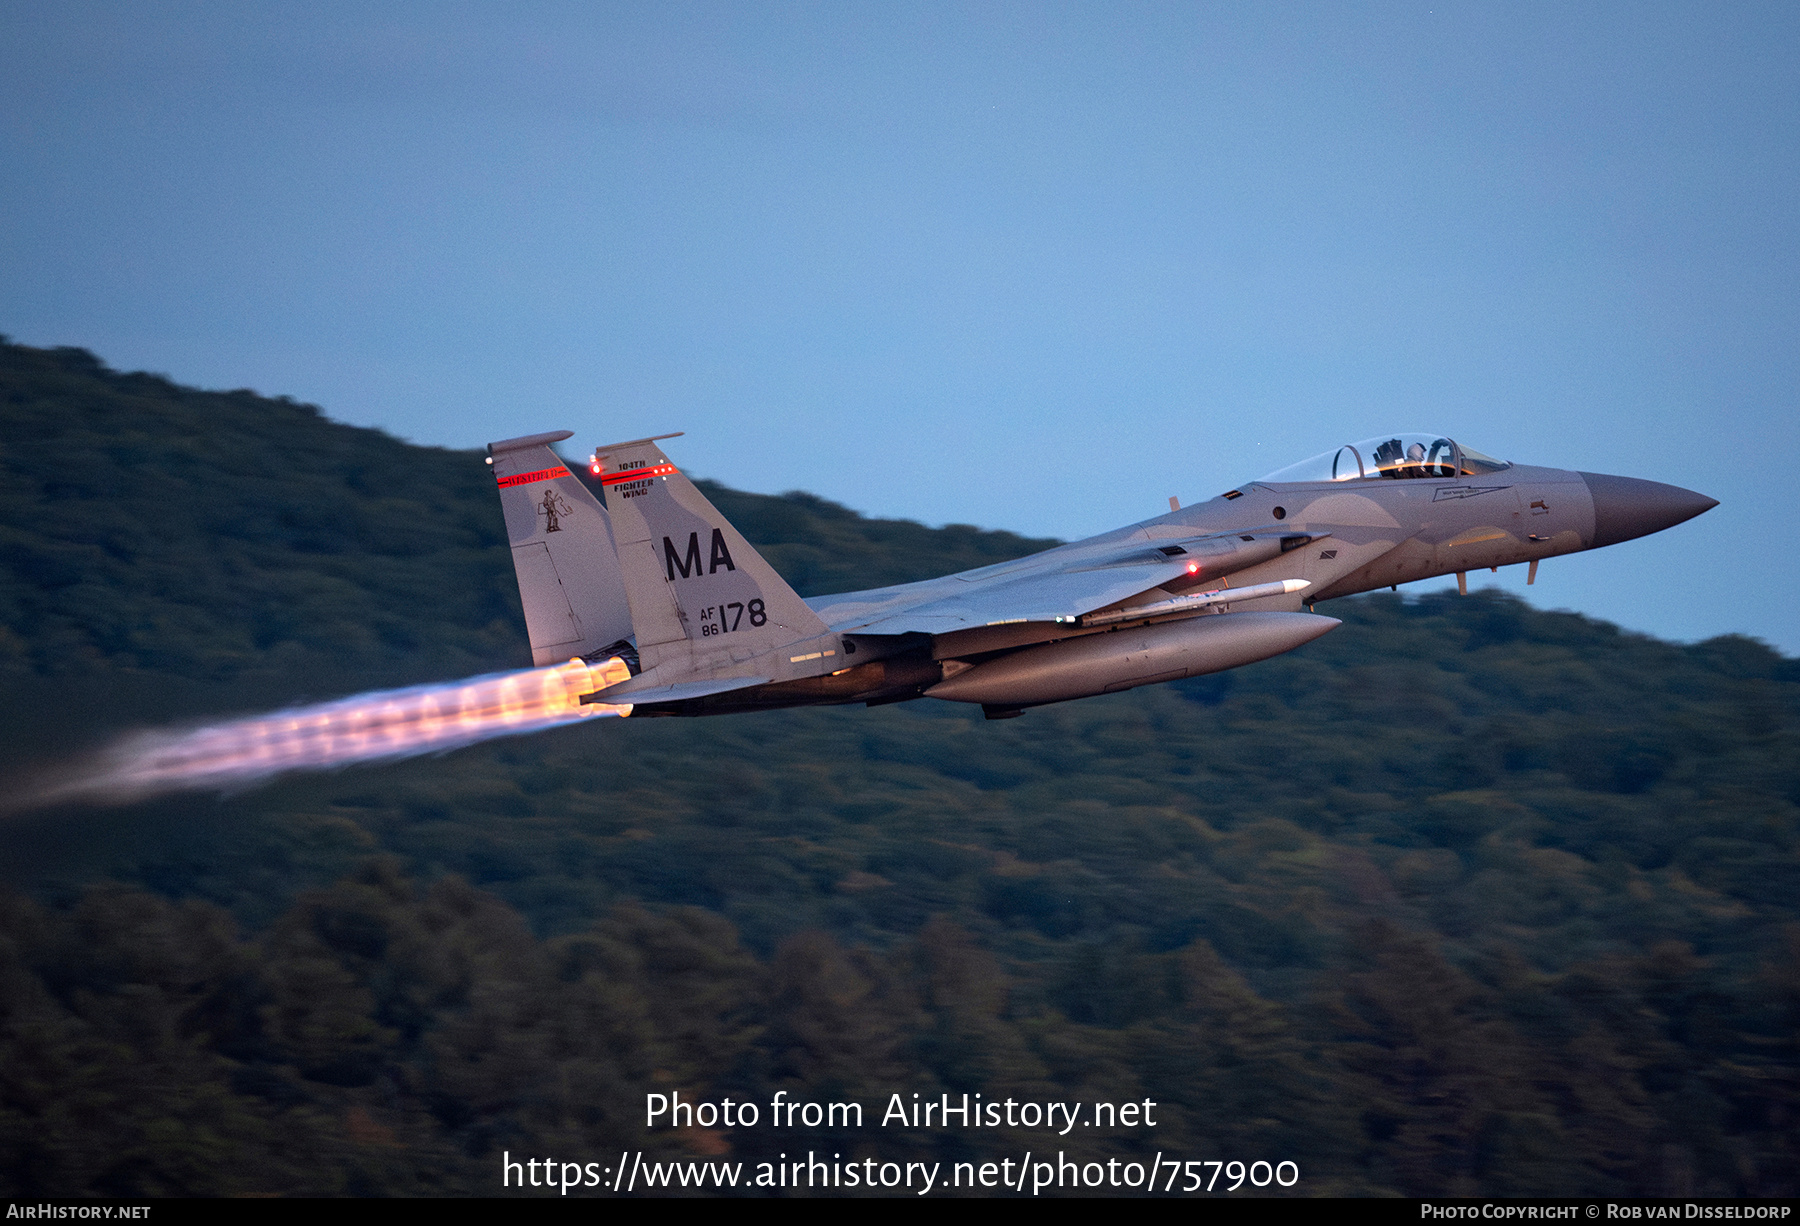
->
[[4, 2, 1795, 650]]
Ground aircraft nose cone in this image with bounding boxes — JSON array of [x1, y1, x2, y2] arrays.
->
[[1579, 472, 1719, 548]]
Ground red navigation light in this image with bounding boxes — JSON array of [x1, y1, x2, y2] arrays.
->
[[1187, 562, 1200, 574]]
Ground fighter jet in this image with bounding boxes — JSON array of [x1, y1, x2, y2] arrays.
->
[[485, 431, 1716, 719]]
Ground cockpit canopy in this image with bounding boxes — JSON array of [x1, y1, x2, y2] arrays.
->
[[1257, 434, 1511, 484]]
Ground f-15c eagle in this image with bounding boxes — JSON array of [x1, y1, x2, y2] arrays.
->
[[487, 431, 1716, 720]]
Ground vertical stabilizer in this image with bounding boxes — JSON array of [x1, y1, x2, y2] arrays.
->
[[487, 430, 633, 666], [591, 435, 831, 681]]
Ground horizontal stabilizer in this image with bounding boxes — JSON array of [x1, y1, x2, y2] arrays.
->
[[582, 675, 770, 705]]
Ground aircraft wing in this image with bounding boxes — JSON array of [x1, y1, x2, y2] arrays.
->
[[809, 525, 1300, 635]]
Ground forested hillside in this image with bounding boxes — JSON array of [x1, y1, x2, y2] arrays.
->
[[0, 339, 1795, 1197]]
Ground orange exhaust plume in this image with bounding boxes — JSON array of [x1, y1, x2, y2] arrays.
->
[[36, 658, 632, 805]]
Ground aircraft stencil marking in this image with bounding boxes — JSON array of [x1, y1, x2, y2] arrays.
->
[[662, 530, 739, 579], [1432, 485, 1511, 501], [485, 428, 1717, 719], [698, 601, 764, 635], [601, 462, 678, 486], [496, 465, 571, 488], [537, 488, 572, 532]]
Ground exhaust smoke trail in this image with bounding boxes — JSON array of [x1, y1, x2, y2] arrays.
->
[[35, 657, 634, 806]]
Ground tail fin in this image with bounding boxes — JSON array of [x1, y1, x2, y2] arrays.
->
[[487, 430, 634, 666], [591, 434, 830, 681]]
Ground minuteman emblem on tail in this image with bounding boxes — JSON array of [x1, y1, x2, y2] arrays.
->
[[588, 435, 835, 695]]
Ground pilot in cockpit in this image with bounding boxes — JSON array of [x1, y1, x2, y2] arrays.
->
[[1371, 437, 1407, 475], [1256, 433, 1512, 485], [1371, 438, 1431, 477]]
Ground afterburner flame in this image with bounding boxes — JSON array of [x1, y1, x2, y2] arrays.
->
[[41, 657, 633, 804]]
